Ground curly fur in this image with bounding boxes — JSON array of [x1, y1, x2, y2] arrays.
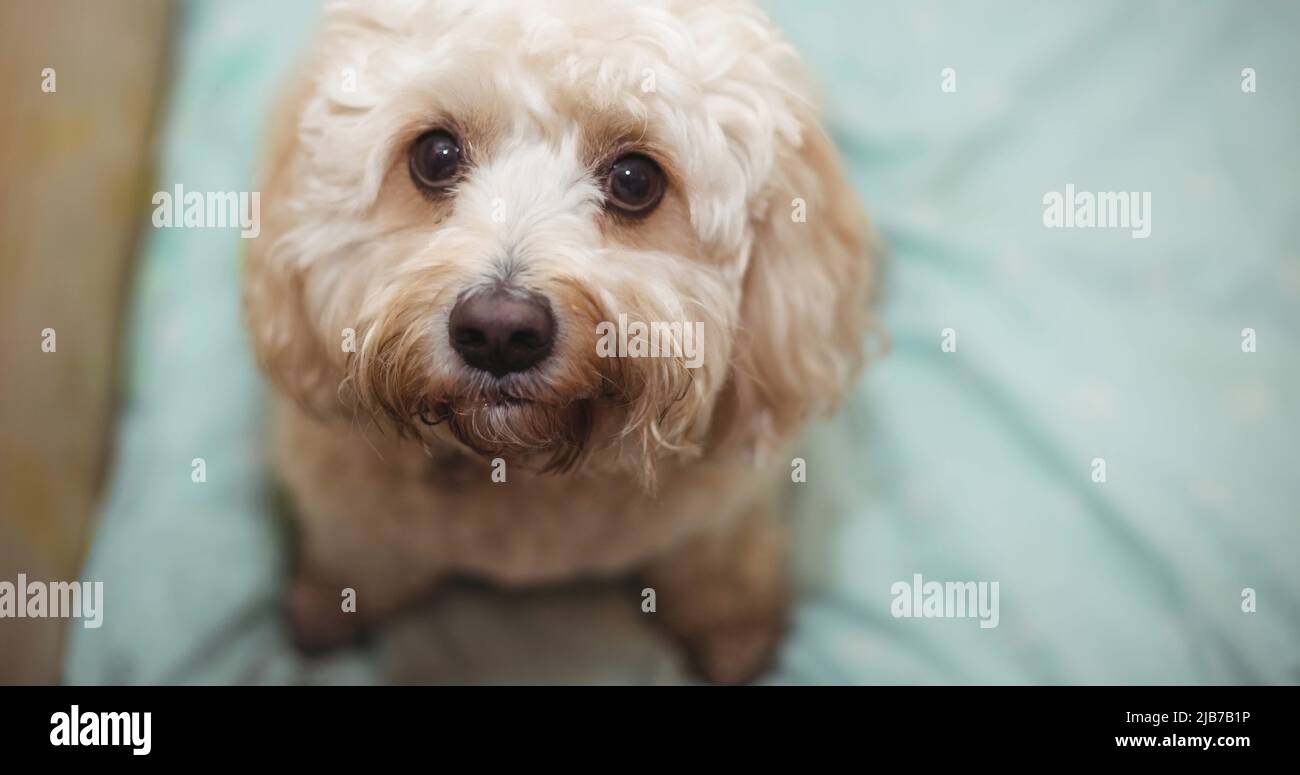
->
[[243, 0, 878, 683]]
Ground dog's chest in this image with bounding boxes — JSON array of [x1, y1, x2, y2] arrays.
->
[[278, 410, 755, 584], [406, 457, 739, 582]]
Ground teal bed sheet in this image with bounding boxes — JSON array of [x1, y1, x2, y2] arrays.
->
[[67, 0, 1300, 684]]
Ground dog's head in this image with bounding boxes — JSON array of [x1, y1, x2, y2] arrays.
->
[[245, 0, 876, 480]]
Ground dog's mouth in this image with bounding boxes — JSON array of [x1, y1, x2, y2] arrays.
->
[[415, 392, 559, 423], [480, 395, 535, 409], [415, 393, 596, 472], [418, 395, 528, 416]]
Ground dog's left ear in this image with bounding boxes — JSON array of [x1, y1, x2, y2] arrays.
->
[[716, 113, 878, 456]]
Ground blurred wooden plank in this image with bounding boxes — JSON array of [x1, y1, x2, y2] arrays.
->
[[0, 0, 174, 684]]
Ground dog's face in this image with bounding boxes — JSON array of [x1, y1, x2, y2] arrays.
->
[[245, 0, 874, 479]]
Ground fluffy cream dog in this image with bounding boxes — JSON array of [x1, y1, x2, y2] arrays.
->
[[244, 0, 875, 684]]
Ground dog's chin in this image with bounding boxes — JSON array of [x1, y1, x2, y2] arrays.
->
[[422, 394, 596, 473]]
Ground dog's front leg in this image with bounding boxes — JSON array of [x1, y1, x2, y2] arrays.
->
[[642, 504, 789, 684], [287, 526, 444, 654]]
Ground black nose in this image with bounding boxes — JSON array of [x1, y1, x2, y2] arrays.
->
[[448, 288, 555, 377]]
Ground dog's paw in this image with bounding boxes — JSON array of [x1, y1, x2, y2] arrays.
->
[[683, 617, 784, 685], [286, 577, 367, 654]]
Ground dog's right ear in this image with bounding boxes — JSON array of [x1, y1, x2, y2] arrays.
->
[[712, 112, 879, 459], [242, 75, 339, 416]]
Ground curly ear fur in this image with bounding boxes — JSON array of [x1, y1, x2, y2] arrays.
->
[[717, 115, 878, 457], [243, 72, 342, 417]]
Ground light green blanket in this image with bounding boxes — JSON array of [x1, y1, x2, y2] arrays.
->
[[68, 0, 1300, 684]]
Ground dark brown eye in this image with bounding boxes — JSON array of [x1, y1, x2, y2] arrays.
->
[[605, 153, 665, 216], [409, 129, 463, 192]]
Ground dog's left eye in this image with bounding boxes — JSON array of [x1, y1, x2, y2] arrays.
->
[[409, 130, 463, 192], [605, 153, 665, 216]]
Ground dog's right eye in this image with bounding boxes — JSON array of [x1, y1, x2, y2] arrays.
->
[[605, 153, 665, 217], [409, 130, 463, 192]]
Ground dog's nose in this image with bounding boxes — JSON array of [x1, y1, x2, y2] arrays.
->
[[448, 289, 555, 377]]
